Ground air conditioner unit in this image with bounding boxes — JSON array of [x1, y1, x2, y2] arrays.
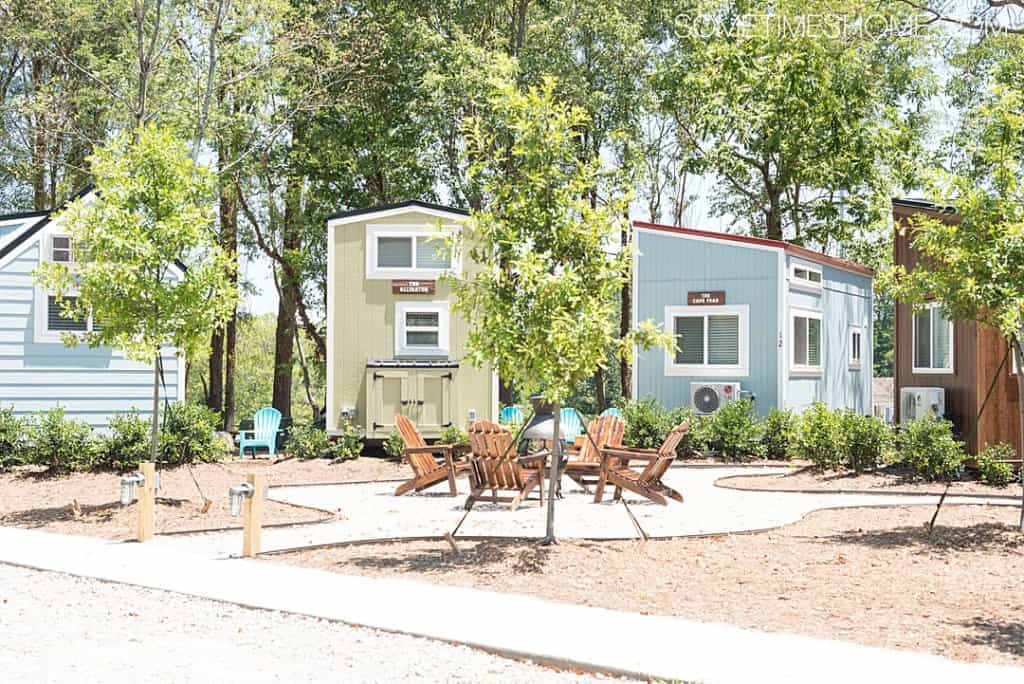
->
[[691, 382, 742, 415], [900, 387, 945, 423]]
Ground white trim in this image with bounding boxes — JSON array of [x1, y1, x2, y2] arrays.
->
[[789, 307, 824, 376], [789, 260, 823, 292], [395, 300, 450, 357], [364, 223, 461, 280], [634, 226, 783, 255], [176, 350, 186, 402], [327, 205, 467, 228], [631, 227, 640, 400], [326, 221, 336, 432], [663, 304, 750, 378], [911, 303, 954, 375], [776, 250, 787, 409], [848, 325, 864, 370], [491, 370, 500, 423]]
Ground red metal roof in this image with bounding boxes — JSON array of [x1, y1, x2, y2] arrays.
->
[[632, 220, 874, 277]]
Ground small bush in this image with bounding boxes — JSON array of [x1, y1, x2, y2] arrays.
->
[[382, 430, 405, 459], [0, 406, 27, 469], [702, 399, 762, 461], [976, 443, 1017, 486], [795, 403, 844, 469], [439, 424, 469, 447], [27, 408, 96, 472], [840, 411, 893, 473], [328, 418, 363, 461], [898, 417, 964, 481], [97, 411, 152, 471], [762, 408, 797, 460], [667, 405, 705, 456], [622, 397, 671, 449], [286, 422, 331, 460], [159, 403, 225, 465]]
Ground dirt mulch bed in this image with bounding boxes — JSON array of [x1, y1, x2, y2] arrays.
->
[[273, 505, 1024, 667], [0, 457, 407, 541], [719, 465, 1023, 498]]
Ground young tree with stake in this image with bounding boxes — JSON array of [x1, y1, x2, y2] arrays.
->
[[451, 77, 670, 544], [37, 125, 238, 461]]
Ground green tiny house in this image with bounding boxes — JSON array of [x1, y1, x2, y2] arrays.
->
[[325, 202, 496, 439]]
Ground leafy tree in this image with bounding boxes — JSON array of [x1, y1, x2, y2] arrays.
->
[[451, 77, 670, 542], [37, 125, 238, 461]]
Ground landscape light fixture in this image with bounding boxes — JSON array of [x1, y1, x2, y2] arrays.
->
[[119, 473, 145, 505], [228, 482, 254, 517]]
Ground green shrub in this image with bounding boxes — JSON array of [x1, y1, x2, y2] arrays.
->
[[159, 402, 225, 465], [976, 443, 1017, 486], [795, 403, 844, 469], [0, 406, 27, 469], [329, 418, 363, 461], [667, 405, 706, 456], [27, 408, 96, 472], [382, 430, 405, 459], [439, 424, 469, 446], [897, 417, 964, 481], [702, 399, 763, 461], [762, 408, 797, 460], [622, 398, 671, 449], [286, 422, 331, 460], [840, 411, 893, 473], [97, 411, 152, 471]]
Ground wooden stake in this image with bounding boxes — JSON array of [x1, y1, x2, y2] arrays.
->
[[137, 462, 156, 542], [242, 473, 264, 557]]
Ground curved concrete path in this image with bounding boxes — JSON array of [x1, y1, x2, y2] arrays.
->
[[152, 465, 1017, 558]]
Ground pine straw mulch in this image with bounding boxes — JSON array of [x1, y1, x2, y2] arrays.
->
[[0, 457, 407, 541], [272, 504, 1024, 667]]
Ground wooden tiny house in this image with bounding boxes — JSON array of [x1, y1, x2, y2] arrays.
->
[[325, 202, 496, 440], [892, 198, 1021, 454]]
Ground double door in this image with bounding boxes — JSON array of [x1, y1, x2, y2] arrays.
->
[[367, 367, 454, 438]]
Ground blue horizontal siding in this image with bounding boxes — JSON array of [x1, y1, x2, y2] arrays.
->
[[0, 241, 181, 430]]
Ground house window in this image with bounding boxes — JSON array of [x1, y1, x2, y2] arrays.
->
[[791, 309, 823, 373], [51, 235, 73, 263], [47, 295, 87, 332], [395, 301, 450, 357], [912, 304, 953, 373], [790, 263, 822, 289], [664, 305, 749, 377], [366, 225, 457, 279], [849, 326, 863, 370]]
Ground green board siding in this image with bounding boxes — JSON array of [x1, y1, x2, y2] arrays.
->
[[0, 242, 180, 430], [635, 230, 780, 416]]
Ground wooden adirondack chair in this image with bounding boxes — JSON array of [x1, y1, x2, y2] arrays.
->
[[393, 415, 469, 496], [464, 420, 545, 511], [564, 414, 625, 490], [593, 420, 689, 505]]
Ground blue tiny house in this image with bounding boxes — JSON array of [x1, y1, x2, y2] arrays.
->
[[0, 190, 182, 430], [632, 221, 873, 416]]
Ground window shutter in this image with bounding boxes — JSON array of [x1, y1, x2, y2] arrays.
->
[[414, 236, 451, 269], [707, 315, 739, 365], [914, 310, 931, 368], [377, 237, 413, 268], [674, 316, 704, 364], [932, 309, 951, 369], [808, 318, 821, 366]]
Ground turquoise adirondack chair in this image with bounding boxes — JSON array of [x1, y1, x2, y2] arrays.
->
[[559, 407, 583, 444], [239, 407, 283, 459], [601, 407, 622, 418], [499, 405, 524, 427]]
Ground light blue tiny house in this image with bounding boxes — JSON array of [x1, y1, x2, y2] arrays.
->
[[632, 221, 873, 416], [0, 190, 182, 430]]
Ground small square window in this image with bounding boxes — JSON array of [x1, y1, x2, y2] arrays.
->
[[52, 236, 72, 263], [849, 327, 863, 369], [395, 302, 449, 356], [791, 263, 823, 288], [47, 295, 87, 332]]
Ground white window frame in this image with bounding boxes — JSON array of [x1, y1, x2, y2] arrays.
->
[[911, 302, 954, 375], [395, 300, 450, 357], [789, 261, 823, 292], [365, 223, 461, 280], [663, 304, 749, 378], [790, 307, 824, 376], [33, 231, 97, 343], [848, 326, 863, 370]]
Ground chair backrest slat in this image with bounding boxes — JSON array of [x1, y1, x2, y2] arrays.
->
[[395, 415, 440, 476], [467, 420, 523, 490], [253, 408, 282, 441], [641, 420, 690, 483], [577, 415, 625, 465]]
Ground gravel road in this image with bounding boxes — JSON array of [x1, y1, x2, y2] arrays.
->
[[0, 563, 631, 683]]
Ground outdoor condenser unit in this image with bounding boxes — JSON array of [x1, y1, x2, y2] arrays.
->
[[900, 387, 945, 423], [690, 382, 742, 415]]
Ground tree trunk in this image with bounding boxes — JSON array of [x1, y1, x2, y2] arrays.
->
[[619, 220, 633, 401], [593, 367, 607, 412], [219, 166, 239, 431], [498, 379, 515, 407], [766, 190, 783, 241], [150, 352, 161, 462], [1013, 335, 1024, 531], [543, 402, 561, 544], [207, 328, 224, 414], [271, 174, 302, 417], [223, 312, 237, 430], [30, 56, 48, 210]]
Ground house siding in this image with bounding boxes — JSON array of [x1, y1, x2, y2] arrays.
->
[[0, 241, 180, 430], [634, 229, 780, 416]]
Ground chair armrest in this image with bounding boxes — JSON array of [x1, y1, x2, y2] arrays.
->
[[601, 447, 660, 462], [404, 445, 451, 455], [519, 451, 549, 466], [238, 430, 254, 439]]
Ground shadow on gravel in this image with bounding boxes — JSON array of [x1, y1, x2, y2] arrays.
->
[[341, 538, 554, 575], [0, 497, 189, 528], [960, 617, 1024, 657], [818, 522, 1024, 555]]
